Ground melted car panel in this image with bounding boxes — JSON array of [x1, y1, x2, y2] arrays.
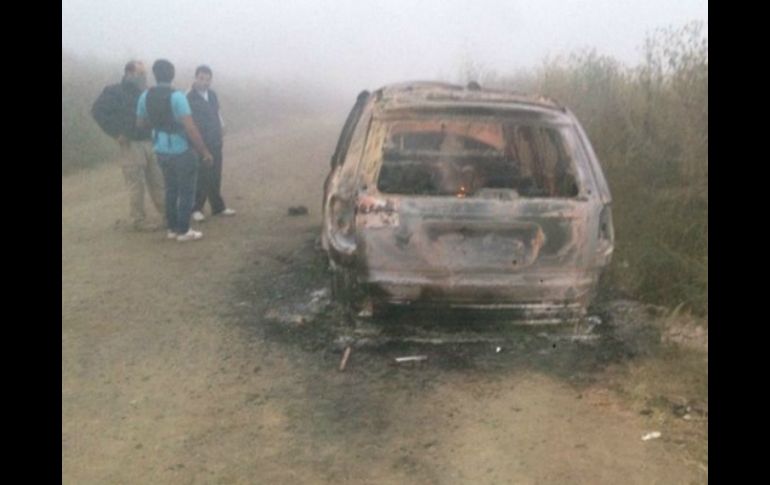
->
[[322, 83, 614, 321]]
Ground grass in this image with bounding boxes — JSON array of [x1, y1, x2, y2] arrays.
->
[[61, 51, 121, 175], [475, 22, 708, 316]]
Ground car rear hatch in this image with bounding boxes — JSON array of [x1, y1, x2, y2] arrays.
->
[[357, 194, 588, 277]]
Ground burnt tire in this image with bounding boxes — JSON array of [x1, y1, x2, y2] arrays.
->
[[371, 300, 392, 319], [330, 266, 358, 306]]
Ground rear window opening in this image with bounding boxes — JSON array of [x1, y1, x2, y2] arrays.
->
[[377, 119, 580, 198]]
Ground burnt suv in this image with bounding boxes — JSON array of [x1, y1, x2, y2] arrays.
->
[[322, 82, 614, 322]]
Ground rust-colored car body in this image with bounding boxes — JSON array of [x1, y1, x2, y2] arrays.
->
[[322, 82, 614, 322]]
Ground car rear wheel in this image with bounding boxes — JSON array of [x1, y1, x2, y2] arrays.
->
[[330, 265, 359, 306]]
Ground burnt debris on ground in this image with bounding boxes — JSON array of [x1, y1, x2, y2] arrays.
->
[[230, 231, 679, 380], [287, 206, 309, 216]]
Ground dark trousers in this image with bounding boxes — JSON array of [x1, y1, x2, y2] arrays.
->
[[193, 144, 226, 214], [157, 150, 199, 234]]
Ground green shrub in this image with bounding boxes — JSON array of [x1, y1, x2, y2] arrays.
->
[[482, 21, 707, 315], [61, 51, 120, 175]]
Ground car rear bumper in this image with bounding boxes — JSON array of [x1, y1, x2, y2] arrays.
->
[[362, 269, 601, 321]]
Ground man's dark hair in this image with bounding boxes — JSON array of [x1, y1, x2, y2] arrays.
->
[[195, 65, 213, 77], [152, 59, 175, 83], [124, 60, 138, 75]]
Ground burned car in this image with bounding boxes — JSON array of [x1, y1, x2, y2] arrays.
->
[[322, 82, 614, 322]]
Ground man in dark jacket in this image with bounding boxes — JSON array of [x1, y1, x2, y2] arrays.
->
[[187, 65, 235, 222], [91, 60, 165, 230]]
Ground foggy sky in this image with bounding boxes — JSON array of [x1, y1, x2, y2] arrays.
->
[[62, 0, 707, 90]]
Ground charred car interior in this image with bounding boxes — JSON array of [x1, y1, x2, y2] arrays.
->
[[322, 82, 614, 322]]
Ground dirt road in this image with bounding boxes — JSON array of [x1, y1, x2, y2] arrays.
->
[[62, 116, 707, 484]]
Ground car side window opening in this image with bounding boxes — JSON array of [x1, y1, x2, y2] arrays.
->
[[330, 91, 369, 168], [377, 118, 580, 198], [339, 110, 372, 181]]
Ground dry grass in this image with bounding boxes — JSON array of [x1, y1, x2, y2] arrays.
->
[[477, 22, 708, 316]]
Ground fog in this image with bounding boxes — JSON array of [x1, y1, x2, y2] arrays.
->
[[63, 3, 708, 481], [63, 0, 707, 94]]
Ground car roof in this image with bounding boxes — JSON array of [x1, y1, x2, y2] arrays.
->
[[372, 81, 568, 117]]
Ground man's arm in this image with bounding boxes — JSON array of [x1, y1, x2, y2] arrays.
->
[[213, 90, 226, 136], [133, 117, 148, 148], [172, 91, 213, 163], [135, 90, 149, 133], [181, 115, 214, 163]]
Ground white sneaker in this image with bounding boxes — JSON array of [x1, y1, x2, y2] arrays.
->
[[218, 208, 236, 216], [176, 229, 203, 242], [167, 231, 178, 239], [192, 211, 206, 222]]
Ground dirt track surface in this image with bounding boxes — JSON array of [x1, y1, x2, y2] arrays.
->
[[62, 117, 707, 484]]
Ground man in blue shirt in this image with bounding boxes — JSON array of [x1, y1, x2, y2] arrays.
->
[[137, 59, 213, 242]]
